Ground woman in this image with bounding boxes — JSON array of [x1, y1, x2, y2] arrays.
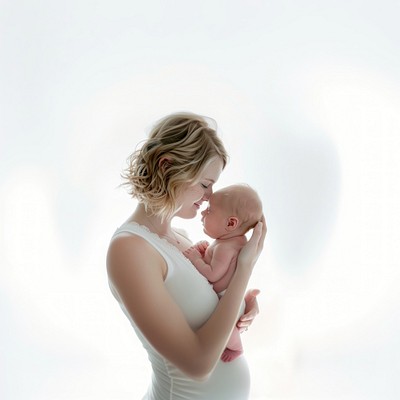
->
[[107, 112, 266, 399]]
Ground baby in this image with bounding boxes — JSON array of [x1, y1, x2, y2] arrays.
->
[[184, 183, 263, 362]]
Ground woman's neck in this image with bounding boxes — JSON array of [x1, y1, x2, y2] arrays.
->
[[128, 204, 169, 231], [127, 204, 181, 245]]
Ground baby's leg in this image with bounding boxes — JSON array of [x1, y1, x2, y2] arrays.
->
[[221, 327, 243, 362]]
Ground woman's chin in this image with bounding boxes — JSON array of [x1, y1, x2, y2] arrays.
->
[[175, 209, 198, 220]]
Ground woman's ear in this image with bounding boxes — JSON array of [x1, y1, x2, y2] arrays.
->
[[226, 216, 239, 231], [158, 157, 173, 172]]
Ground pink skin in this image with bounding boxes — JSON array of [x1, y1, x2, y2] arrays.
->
[[176, 161, 261, 361], [199, 194, 231, 240], [185, 243, 245, 362], [174, 159, 222, 220], [184, 192, 249, 362]]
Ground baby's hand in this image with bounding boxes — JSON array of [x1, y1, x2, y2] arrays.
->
[[183, 246, 202, 262], [194, 240, 209, 256]]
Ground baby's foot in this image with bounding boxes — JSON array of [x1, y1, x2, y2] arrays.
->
[[221, 348, 243, 362]]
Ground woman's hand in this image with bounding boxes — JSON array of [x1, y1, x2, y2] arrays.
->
[[236, 215, 266, 332], [237, 215, 267, 271], [237, 288, 260, 332]]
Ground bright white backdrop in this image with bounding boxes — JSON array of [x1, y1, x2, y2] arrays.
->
[[1, 1, 400, 399]]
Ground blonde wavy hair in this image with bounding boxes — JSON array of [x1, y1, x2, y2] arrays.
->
[[121, 112, 229, 220]]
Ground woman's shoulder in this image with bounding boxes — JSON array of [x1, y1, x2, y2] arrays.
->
[[107, 231, 167, 282], [108, 229, 154, 251], [109, 221, 164, 254]]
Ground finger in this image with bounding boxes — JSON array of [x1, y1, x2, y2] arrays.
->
[[239, 314, 255, 322], [243, 289, 260, 316], [240, 305, 259, 320], [260, 214, 267, 228], [246, 288, 261, 299], [247, 221, 263, 247], [244, 289, 260, 310], [240, 308, 257, 322], [237, 320, 251, 332], [258, 215, 267, 250], [237, 321, 252, 334]]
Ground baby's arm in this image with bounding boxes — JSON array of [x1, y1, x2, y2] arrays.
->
[[185, 243, 237, 283]]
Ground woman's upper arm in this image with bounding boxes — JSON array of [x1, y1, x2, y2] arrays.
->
[[106, 235, 203, 377]]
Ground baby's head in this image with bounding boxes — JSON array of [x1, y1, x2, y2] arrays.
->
[[201, 183, 263, 239]]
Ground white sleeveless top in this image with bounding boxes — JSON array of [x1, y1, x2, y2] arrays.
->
[[110, 222, 250, 400]]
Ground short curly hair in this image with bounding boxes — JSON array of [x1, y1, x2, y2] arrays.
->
[[121, 112, 229, 220]]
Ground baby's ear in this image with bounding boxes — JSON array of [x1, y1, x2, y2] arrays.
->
[[226, 216, 239, 231]]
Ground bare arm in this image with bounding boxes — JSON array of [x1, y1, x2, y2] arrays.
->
[[237, 288, 260, 332], [235, 215, 267, 330], [107, 221, 265, 380]]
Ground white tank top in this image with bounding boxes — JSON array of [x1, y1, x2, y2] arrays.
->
[[110, 222, 250, 400]]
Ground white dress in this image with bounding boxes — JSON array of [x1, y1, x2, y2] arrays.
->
[[110, 222, 250, 400]]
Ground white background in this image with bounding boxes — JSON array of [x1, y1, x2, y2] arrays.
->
[[1, 1, 399, 399]]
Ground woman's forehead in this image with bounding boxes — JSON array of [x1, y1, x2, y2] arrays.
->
[[201, 158, 223, 181]]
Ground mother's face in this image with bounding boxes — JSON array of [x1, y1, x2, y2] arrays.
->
[[174, 157, 224, 220]]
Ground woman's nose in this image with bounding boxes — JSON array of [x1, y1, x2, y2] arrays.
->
[[202, 186, 213, 201]]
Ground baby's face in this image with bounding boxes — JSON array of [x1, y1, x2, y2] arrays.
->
[[200, 193, 229, 239]]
